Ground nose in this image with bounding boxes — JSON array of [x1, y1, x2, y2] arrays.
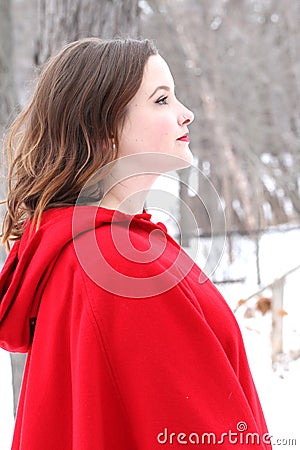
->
[[178, 107, 194, 126]]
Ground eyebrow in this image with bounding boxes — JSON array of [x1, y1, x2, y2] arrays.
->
[[148, 85, 172, 99]]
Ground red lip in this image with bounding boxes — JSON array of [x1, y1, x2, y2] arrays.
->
[[177, 133, 189, 142]]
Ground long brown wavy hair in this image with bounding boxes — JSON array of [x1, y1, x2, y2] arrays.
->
[[1, 37, 157, 250]]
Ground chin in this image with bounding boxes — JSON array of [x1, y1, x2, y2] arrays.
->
[[155, 147, 194, 173], [130, 149, 193, 174], [175, 147, 194, 170]]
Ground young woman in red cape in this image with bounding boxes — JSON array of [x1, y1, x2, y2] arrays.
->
[[0, 38, 272, 449]]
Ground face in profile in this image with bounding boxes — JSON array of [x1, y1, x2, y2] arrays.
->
[[117, 54, 195, 172]]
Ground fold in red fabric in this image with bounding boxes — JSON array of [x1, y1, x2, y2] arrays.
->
[[0, 206, 272, 449]]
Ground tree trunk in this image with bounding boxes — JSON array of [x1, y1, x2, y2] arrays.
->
[[35, 0, 140, 65], [0, 0, 16, 242], [0, 0, 16, 133], [0, 0, 27, 419], [271, 279, 284, 368], [10, 353, 27, 416]]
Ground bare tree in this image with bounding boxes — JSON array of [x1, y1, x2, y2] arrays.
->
[[141, 0, 300, 238], [0, 0, 16, 132], [0, 0, 28, 419], [35, 0, 140, 65], [0, 0, 14, 349]]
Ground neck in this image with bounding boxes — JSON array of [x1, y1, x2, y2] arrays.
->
[[100, 173, 158, 215]]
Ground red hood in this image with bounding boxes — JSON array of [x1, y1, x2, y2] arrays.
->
[[0, 206, 161, 352]]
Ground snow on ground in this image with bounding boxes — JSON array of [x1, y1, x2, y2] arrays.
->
[[0, 227, 299, 449], [214, 228, 300, 449]]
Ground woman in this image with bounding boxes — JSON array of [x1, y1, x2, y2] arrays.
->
[[0, 38, 271, 449]]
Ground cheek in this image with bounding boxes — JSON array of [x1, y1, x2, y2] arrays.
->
[[153, 116, 174, 134], [119, 109, 176, 155], [144, 116, 175, 146]]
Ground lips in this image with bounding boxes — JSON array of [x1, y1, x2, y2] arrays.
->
[[177, 133, 189, 142]]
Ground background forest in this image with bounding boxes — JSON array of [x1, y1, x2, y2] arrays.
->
[[0, 0, 299, 447], [1, 0, 300, 238]]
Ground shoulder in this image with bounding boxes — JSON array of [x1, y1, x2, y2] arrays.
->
[[71, 216, 195, 299], [36, 205, 192, 299]]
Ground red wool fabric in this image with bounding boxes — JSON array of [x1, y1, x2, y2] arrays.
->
[[0, 207, 272, 449]]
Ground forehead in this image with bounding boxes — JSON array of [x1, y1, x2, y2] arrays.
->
[[139, 54, 175, 94]]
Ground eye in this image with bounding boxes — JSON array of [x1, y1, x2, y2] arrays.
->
[[155, 95, 168, 105]]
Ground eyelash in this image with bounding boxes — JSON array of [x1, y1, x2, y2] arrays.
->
[[156, 95, 168, 105]]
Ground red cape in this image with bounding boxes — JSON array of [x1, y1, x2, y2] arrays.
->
[[0, 206, 272, 449]]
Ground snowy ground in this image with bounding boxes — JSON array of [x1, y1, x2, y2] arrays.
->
[[210, 227, 300, 449], [0, 227, 299, 449]]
